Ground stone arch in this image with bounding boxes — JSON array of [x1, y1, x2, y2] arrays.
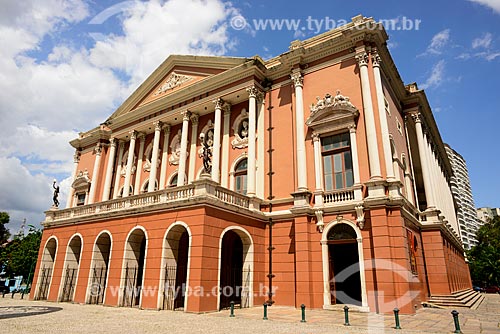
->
[[34, 236, 58, 300], [158, 222, 192, 310], [120, 226, 148, 307], [321, 219, 368, 311], [59, 233, 83, 302], [86, 230, 113, 304], [217, 226, 254, 310]]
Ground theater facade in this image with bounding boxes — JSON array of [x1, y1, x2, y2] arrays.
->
[[30, 15, 472, 314]]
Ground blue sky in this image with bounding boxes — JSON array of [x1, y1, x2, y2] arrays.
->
[[0, 0, 499, 234]]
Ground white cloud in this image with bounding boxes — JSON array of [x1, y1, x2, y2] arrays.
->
[[420, 29, 451, 56], [0, 0, 241, 234], [421, 60, 446, 89], [472, 32, 493, 48], [468, 0, 500, 14]]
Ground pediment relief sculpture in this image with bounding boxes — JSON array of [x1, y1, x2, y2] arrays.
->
[[72, 169, 91, 191], [306, 90, 359, 129], [153, 72, 194, 96]]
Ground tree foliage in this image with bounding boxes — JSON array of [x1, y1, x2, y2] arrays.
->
[[0, 213, 42, 283], [0, 212, 11, 244], [467, 216, 500, 286]]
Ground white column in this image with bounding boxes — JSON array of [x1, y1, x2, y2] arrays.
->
[[123, 131, 137, 197], [291, 71, 308, 191], [349, 125, 363, 201], [221, 106, 231, 187], [134, 134, 145, 195], [425, 133, 439, 209], [188, 114, 199, 183], [356, 51, 382, 179], [66, 150, 80, 208], [246, 86, 258, 196], [413, 114, 435, 208], [148, 121, 162, 192], [177, 111, 190, 186], [312, 133, 323, 192], [159, 125, 171, 190], [211, 99, 223, 183], [102, 138, 116, 202], [256, 93, 265, 198], [112, 141, 125, 199], [372, 51, 395, 179], [312, 133, 324, 207], [88, 143, 103, 204]]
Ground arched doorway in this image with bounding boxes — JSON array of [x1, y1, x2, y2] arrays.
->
[[161, 224, 190, 310], [35, 237, 57, 300], [122, 228, 147, 307], [219, 228, 253, 310], [88, 232, 112, 304], [327, 223, 361, 305], [60, 235, 82, 302]]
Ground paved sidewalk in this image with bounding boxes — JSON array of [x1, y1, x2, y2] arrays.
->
[[0, 293, 499, 333]]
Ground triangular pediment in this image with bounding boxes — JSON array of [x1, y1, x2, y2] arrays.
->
[[108, 55, 248, 120], [306, 91, 359, 132]]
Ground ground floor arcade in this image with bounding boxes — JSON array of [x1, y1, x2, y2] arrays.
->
[[30, 205, 472, 314]]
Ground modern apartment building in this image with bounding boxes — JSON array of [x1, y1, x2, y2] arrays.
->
[[444, 144, 480, 250]]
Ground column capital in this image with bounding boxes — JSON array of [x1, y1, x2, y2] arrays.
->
[[213, 97, 225, 110], [181, 110, 191, 121], [355, 52, 369, 67], [256, 91, 265, 104], [222, 102, 231, 114], [348, 124, 357, 133], [153, 121, 162, 132], [93, 143, 103, 155], [246, 85, 259, 98], [371, 50, 381, 67], [312, 132, 320, 142], [163, 123, 171, 135], [138, 132, 146, 142], [118, 140, 125, 150], [109, 137, 117, 147], [190, 113, 200, 125], [73, 150, 81, 163], [290, 71, 303, 88], [129, 130, 137, 140], [409, 112, 423, 124]]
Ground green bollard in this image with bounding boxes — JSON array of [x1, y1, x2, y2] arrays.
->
[[393, 308, 401, 329], [229, 301, 235, 317], [300, 304, 306, 323], [21, 291, 25, 299], [11, 291, 15, 299], [344, 305, 350, 326], [451, 310, 462, 334], [263, 303, 268, 320]]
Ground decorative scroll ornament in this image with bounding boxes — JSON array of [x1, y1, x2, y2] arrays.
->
[[310, 90, 357, 114], [231, 109, 250, 149], [154, 72, 193, 96], [169, 129, 188, 165], [72, 169, 91, 191], [355, 205, 365, 229], [120, 154, 137, 177], [315, 210, 324, 232], [198, 120, 214, 157]]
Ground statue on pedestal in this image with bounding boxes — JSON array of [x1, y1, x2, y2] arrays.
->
[[52, 180, 60, 208]]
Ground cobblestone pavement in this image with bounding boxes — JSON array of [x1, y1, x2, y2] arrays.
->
[[1, 294, 499, 333]]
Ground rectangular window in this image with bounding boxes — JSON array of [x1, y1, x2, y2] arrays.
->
[[76, 193, 86, 206], [384, 96, 390, 115], [321, 133, 354, 191]]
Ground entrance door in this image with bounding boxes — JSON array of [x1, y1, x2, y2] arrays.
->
[[328, 224, 361, 306], [219, 230, 243, 310]]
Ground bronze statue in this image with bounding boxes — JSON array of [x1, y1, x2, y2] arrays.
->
[[202, 141, 212, 174], [52, 180, 60, 207]]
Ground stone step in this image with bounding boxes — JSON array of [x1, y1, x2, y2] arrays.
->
[[424, 289, 484, 309]]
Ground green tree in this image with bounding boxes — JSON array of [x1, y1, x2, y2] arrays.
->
[[467, 216, 500, 286], [0, 212, 11, 244], [0, 224, 42, 283]]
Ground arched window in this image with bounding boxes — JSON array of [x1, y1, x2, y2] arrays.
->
[[321, 133, 353, 190], [142, 180, 158, 193], [234, 159, 247, 195], [169, 173, 178, 188], [118, 185, 133, 198]]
